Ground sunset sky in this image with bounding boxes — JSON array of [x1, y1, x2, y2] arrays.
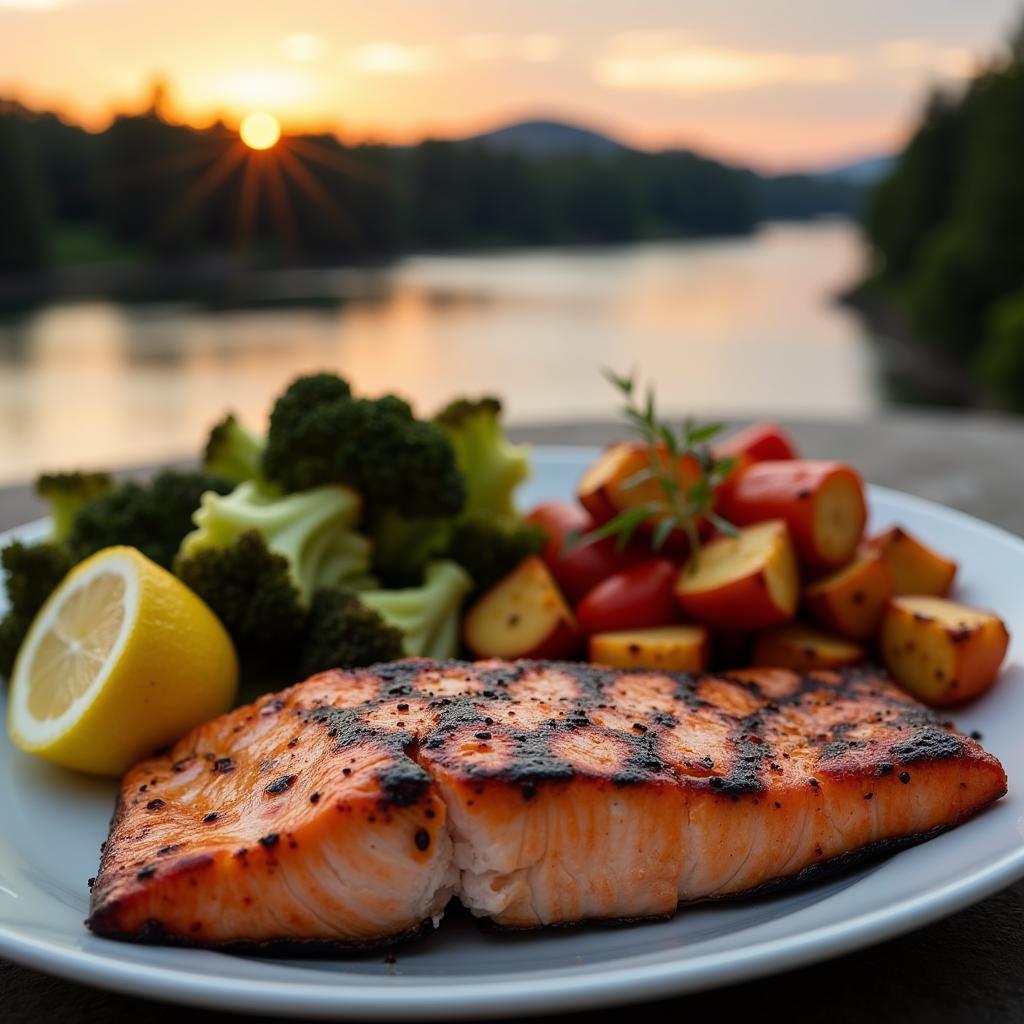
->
[[1, 0, 1020, 169]]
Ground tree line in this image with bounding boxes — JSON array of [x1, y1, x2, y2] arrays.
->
[[0, 98, 861, 279], [862, 24, 1024, 410]]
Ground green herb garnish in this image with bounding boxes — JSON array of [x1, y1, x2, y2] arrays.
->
[[578, 369, 738, 565]]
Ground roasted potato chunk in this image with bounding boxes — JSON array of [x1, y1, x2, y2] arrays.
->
[[752, 623, 865, 671], [863, 526, 956, 597], [463, 557, 580, 660], [674, 520, 798, 630], [880, 596, 1009, 705], [804, 552, 892, 640], [589, 625, 710, 672]]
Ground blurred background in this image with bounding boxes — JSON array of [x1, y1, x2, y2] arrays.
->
[[1, 0, 1023, 481]]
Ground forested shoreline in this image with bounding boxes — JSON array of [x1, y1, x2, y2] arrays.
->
[[856, 25, 1024, 410], [0, 97, 861, 283]]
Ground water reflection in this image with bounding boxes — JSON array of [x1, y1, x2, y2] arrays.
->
[[0, 221, 879, 483]]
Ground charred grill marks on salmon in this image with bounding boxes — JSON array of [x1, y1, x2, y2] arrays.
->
[[88, 660, 1006, 950]]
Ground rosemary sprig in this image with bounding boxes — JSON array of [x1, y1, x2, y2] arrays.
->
[[577, 369, 738, 565]]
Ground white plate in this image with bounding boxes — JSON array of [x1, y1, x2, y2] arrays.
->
[[1, 446, 1022, 1020]]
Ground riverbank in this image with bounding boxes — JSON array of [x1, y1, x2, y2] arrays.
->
[[839, 279, 981, 408]]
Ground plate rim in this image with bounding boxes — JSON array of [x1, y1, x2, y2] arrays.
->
[[1, 452, 1023, 1019]]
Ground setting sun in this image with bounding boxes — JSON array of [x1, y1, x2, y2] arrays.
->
[[239, 111, 281, 150]]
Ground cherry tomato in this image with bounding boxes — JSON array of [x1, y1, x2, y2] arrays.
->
[[525, 502, 648, 604], [715, 422, 798, 463], [575, 558, 679, 635]]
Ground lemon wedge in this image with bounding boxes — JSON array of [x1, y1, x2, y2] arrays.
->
[[7, 546, 238, 776]]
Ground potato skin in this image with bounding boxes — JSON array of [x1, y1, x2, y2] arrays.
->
[[589, 625, 709, 672], [717, 460, 866, 571], [804, 553, 892, 640], [674, 520, 798, 630], [752, 624, 865, 671], [863, 527, 957, 597], [463, 557, 581, 660], [715, 421, 799, 463], [879, 596, 1010, 706]]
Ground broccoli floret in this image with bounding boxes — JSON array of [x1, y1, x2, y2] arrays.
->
[[68, 470, 232, 569], [359, 560, 472, 660], [445, 517, 545, 592], [203, 413, 265, 485], [262, 373, 466, 519], [175, 530, 307, 663], [177, 480, 372, 605], [35, 471, 114, 542], [298, 588, 404, 677], [370, 510, 454, 587], [0, 541, 75, 677], [434, 397, 530, 520]]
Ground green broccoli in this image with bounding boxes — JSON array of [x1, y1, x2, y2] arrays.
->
[[0, 541, 75, 678], [359, 560, 472, 659], [68, 470, 232, 569], [177, 480, 372, 604], [369, 510, 454, 587], [445, 517, 545, 592], [298, 588, 404, 677], [434, 397, 530, 520], [261, 373, 466, 520], [175, 530, 307, 663], [35, 471, 114, 542], [203, 413, 265, 485], [432, 398, 539, 588]]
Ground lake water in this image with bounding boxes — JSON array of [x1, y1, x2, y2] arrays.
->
[[0, 220, 880, 484]]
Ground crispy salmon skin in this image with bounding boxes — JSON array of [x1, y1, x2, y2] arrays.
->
[[88, 660, 1006, 950]]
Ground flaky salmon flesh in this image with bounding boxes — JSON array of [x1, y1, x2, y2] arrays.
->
[[88, 659, 1006, 952]]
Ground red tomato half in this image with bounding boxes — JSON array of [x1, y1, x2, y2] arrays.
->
[[575, 558, 679, 635], [525, 502, 648, 604]]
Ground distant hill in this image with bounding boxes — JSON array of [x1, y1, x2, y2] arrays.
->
[[812, 154, 895, 186], [462, 119, 626, 157]]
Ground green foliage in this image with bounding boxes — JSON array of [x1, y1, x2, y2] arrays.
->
[[863, 25, 1024, 408], [34, 470, 114, 542], [982, 291, 1024, 412], [0, 110, 49, 272], [906, 225, 983, 360], [0, 100, 869, 275], [864, 90, 966, 281], [298, 589, 404, 678], [0, 541, 75, 677], [67, 469, 232, 569]]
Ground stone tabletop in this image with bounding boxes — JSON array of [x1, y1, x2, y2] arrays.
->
[[2, 412, 1023, 1023]]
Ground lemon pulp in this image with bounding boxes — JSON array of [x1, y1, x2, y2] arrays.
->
[[8, 546, 238, 776]]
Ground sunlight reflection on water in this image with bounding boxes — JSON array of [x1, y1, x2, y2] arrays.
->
[[0, 220, 878, 483]]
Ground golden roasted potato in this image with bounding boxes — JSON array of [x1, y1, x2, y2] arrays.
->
[[674, 520, 798, 630], [588, 625, 710, 672], [880, 596, 1009, 706], [863, 526, 956, 597], [752, 623, 865, 671], [463, 557, 580, 660], [804, 552, 892, 639]]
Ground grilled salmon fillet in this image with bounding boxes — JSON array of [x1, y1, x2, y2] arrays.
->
[[88, 660, 1006, 950]]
